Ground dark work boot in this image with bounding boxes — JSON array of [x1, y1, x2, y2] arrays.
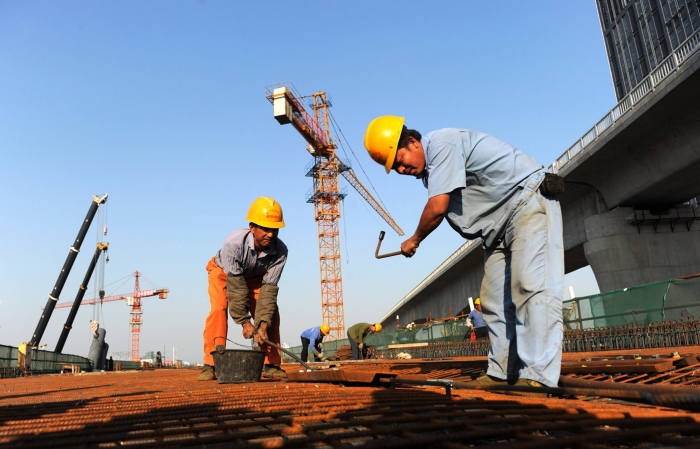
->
[[197, 365, 216, 381]]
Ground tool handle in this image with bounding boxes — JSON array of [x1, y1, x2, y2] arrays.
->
[[375, 231, 402, 259], [262, 339, 315, 371]]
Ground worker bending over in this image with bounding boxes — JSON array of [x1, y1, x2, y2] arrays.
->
[[300, 324, 330, 362], [467, 298, 488, 340], [364, 116, 564, 391], [199, 197, 288, 381], [347, 322, 382, 360]]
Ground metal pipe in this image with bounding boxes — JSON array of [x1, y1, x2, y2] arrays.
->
[[262, 339, 315, 371], [380, 376, 700, 412], [375, 231, 402, 259]]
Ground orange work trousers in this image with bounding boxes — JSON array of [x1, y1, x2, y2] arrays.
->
[[202, 257, 281, 367]]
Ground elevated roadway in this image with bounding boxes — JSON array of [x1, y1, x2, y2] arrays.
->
[[380, 31, 700, 331]]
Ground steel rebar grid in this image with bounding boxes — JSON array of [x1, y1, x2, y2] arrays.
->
[[2, 370, 700, 448]]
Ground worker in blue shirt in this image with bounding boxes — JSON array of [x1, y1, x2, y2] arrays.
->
[[467, 298, 488, 340], [364, 116, 564, 392], [300, 324, 330, 362]]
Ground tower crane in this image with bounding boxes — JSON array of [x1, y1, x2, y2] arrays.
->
[[266, 83, 404, 341], [54, 271, 168, 362]]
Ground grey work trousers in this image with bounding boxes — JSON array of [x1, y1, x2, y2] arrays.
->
[[481, 172, 564, 387]]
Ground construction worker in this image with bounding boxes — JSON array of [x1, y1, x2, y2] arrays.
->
[[364, 116, 564, 391], [467, 298, 488, 340], [347, 322, 382, 360], [300, 324, 330, 362], [199, 197, 288, 381]]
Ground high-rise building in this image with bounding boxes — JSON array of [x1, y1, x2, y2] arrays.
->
[[596, 0, 700, 100]]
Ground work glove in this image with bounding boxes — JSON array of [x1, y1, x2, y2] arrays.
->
[[318, 353, 327, 362], [254, 284, 279, 326], [358, 343, 364, 350], [227, 275, 251, 324]]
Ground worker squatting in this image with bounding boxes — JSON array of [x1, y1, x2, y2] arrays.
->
[[198, 196, 383, 381]]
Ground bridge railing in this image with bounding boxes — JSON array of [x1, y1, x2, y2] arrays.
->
[[548, 27, 700, 173]]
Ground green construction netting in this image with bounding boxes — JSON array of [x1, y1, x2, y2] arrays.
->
[[288, 277, 700, 359], [0, 344, 93, 373], [287, 320, 472, 360], [564, 276, 700, 328]]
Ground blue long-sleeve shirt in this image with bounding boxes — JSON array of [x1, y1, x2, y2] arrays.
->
[[467, 309, 486, 329], [301, 326, 324, 346]]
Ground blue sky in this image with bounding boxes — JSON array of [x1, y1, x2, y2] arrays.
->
[[0, 1, 611, 363]]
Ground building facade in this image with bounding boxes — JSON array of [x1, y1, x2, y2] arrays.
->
[[597, 0, 700, 100]]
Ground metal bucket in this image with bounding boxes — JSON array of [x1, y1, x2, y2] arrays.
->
[[211, 348, 266, 383]]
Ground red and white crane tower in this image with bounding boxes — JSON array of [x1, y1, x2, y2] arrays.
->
[[266, 83, 403, 341], [54, 271, 168, 361]]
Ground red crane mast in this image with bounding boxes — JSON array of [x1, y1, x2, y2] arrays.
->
[[266, 83, 403, 341]]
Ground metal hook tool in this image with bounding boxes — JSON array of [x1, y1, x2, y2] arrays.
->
[[375, 231, 402, 259]]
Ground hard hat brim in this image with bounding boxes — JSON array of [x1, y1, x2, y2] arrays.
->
[[249, 219, 285, 229]]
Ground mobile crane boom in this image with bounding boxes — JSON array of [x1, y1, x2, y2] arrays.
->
[[54, 242, 109, 353], [30, 194, 108, 349]]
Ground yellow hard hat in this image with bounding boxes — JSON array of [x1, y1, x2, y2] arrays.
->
[[474, 298, 481, 305], [364, 115, 405, 173], [320, 324, 330, 335], [246, 197, 285, 228], [373, 322, 382, 332]]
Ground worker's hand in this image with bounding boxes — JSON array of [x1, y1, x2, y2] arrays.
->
[[318, 352, 325, 361], [358, 343, 364, 350], [254, 322, 269, 345], [317, 343, 322, 350], [401, 236, 420, 258], [242, 322, 255, 339]]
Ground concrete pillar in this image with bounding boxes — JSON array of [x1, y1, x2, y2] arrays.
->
[[584, 207, 700, 292]]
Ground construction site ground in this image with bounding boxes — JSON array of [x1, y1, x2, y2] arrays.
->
[[4, 348, 700, 448]]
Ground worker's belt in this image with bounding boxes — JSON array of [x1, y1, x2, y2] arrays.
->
[[539, 173, 565, 196]]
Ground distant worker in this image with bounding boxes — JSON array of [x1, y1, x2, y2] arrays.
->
[[199, 197, 288, 381], [300, 324, 330, 362], [467, 298, 488, 340], [347, 322, 382, 360], [364, 116, 564, 391]]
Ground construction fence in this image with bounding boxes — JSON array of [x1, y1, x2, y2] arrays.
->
[[287, 320, 474, 362], [564, 275, 700, 329], [286, 276, 700, 361], [0, 344, 144, 376], [0, 344, 93, 375]]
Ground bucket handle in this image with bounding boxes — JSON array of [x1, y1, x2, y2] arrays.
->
[[213, 336, 317, 371], [213, 336, 228, 354]]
